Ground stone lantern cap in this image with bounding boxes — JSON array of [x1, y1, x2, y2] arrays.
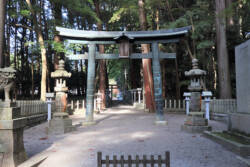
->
[[51, 60, 71, 78], [185, 59, 206, 77]]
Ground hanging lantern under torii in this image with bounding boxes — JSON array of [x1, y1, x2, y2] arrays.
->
[[114, 32, 134, 58]]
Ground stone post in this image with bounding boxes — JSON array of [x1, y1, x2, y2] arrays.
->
[[84, 44, 96, 125], [138, 89, 141, 104], [202, 91, 212, 120], [46, 93, 54, 121], [49, 60, 75, 134], [152, 42, 167, 125], [184, 92, 191, 115], [0, 67, 27, 167], [133, 90, 136, 104]]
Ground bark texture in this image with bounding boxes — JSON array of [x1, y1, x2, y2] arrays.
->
[[0, 0, 6, 67], [215, 0, 232, 98], [51, 0, 62, 70], [26, 0, 47, 101], [94, 0, 107, 109], [138, 0, 155, 112]]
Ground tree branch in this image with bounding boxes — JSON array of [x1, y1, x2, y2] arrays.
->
[[9, 23, 33, 31]]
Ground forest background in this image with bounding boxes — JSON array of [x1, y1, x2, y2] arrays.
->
[[0, 0, 249, 107]]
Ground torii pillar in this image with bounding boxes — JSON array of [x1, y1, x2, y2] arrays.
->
[[152, 42, 167, 125], [83, 44, 96, 125]]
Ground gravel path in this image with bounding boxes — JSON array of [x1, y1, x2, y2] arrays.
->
[[19, 105, 246, 167]]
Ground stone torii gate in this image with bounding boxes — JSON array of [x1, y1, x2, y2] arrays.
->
[[56, 26, 190, 125]]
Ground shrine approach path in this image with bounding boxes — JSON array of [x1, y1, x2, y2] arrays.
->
[[19, 105, 247, 167]]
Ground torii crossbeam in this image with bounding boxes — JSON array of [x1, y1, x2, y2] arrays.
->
[[56, 26, 191, 125]]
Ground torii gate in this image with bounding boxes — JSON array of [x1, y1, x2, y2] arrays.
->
[[56, 26, 190, 125]]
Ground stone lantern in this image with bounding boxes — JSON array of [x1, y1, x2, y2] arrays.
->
[[48, 59, 75, 134], [181, 59, 211, 133], [51, 59, 71, 113], [184, 59, 206, 111]]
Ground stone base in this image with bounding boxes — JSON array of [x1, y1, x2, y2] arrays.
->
[[48, 112, 76, 135], [182, 112, 211, 133], [154, 120, 168, 125], [0, 104, 27, 167], [181, 124, 211, 133], [0, 129, 27, 167], [82, 121, 97, 126], [185, 112, 208, 126], [204, 131, 250, 157], [74, 109, 85, 115], [164, 108, 185, 114], [230, 113, 250, 134], [133, 103, 144, 110]]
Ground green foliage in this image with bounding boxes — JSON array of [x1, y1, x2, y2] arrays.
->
[[167, 17, 189, 28], [62, 0, 101, 24], [108, 0, 139, 30], [52, 41, 67, 53], [4, 0, 250, 98], [197, 40, 214, 50], [107, 59, 129, 83], [109, 8, 127, 23], [20, 10, 30, 17], [165, 0, 215, 59]]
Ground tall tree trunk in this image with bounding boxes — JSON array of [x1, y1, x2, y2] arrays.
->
[[138, 0, 155, 112], [226, 0, 234, 26], [99, 53, 107, 109], [51, 0, 62, 70], [5, 0, 10, 67], [212, 54, 217, 91], [215, 0, 232, 98], [0, 0, 6, 67], [30, 28, 35, 97], [42, 0, 52, 92], [155, 10, 160, 30], [26, 0, 47, 101], [14, 27, 17, 69], [94, 0, 107, 109], [166, 0, 174, 21], [175, 53, 181, 100]]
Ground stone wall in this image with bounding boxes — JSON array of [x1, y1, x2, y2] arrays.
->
[[232, 39, 250, 134]]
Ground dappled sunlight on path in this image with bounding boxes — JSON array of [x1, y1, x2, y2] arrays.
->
[[19, 105, 246, 167]]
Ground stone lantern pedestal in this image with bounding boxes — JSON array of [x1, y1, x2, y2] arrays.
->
[[48, 60, 76, 135], [0, 101, 27, 167], [181, 59, 211, 133], [0, 67, 27, 167], [181, 112, 211, 133]]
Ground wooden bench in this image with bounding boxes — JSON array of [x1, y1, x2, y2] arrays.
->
[[97, 152, 170, 167]]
